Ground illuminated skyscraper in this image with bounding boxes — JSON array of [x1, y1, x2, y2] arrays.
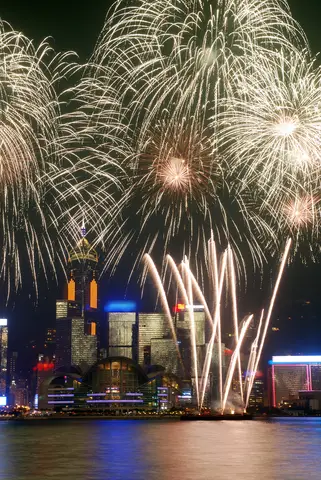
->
[[67, 222, 99, 315], [248, 375, 264, 410], [0, 319, 8, 405], [57, 223, 100, 371], [150, 338, 178, 374], [175, 308, 206, 379], [108, 312, 136, 360], [138, 313, 171, 367], [55, 300, 97, 373]]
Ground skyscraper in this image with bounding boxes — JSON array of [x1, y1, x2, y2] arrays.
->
[[55, 300, 97, 373], [138, 313, 171, 367], [176, 309, 206, 379], [150, 338, 178, 374], [108, 312, 136, 359], [54, 224, 101, 374], [67, 222, 99, 314], [0, 319, 8, 405]]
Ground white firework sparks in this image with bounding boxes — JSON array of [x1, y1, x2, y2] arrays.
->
[[218, 51, 321, 197], [158, 157, 191, 193], [0, 22, 95, 298], [79, 0, 306, 275], [283, 195, 315, 228]]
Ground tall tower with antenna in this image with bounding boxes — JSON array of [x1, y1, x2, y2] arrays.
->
[[67, 222, 99, 316]]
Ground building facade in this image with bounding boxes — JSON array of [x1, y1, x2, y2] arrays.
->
[[269, 356, 321, 407], [150, 338, 178, 375], [108, 313, 136, 359], [138, 313, 171, 367], [0, 319, 8, 405], [55, 301, 97, 373], [176, 309, 206, 379], [38, 356, 180, 411]]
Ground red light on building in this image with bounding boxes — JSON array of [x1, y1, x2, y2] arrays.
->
[[174, 303, 185, 313], [33, 362, 54, 372], [224, 348, 233, 356]]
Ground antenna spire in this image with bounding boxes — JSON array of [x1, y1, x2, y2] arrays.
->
[[81, 218, 86, 237]]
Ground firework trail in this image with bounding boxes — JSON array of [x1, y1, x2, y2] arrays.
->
[[245, 238, 292, 406], [98, 112, 278, 281], [222, 314, 253, 413], [244, 309, 264, 409], [228, 245, 244, 404], [144, 237, 291, 411], [93, 0, 305, 134]]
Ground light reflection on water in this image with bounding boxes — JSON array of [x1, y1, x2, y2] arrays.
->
[[0, 417, 321, 479]]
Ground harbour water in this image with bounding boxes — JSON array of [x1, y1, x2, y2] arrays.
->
[[0, 417, 321, 479]]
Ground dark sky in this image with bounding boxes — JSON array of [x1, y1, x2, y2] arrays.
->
[[0, 0, 113, 59], [0, 1, 320, 58], [0, 0, 320, 365]]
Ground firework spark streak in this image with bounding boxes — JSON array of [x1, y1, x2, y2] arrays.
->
[[143, 254, 182, 366], [222, 314, 253, 414], [144, 236, 291, 411], [228, 245, 243, 404], [244, 309, 264, 409], [199, 248, 227, 410], [0, 22, 68, 296], [245, 238, 292, 407]]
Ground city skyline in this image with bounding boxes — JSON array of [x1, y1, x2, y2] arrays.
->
[[2, 228, 319, 414], [0, 0, 320, 405]]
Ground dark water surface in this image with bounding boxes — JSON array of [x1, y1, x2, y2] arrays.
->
[[0, 417, 320, 479]]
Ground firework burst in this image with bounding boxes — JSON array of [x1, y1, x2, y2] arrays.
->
[[283, 195, 316, 228], [0, 22, 82, 298], [218, 51, 321, 197], [53, 0, 319, 285], [83, 0, 306, 276]]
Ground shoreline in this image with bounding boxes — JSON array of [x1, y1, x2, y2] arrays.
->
[[1, 414, 321, 422], [0, 415, 182, 421]]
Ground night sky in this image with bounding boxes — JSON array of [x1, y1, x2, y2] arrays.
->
[[0, 1, 320, 58], [0, 0, 320, 370]]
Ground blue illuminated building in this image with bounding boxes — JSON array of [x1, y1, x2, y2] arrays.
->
[[104, 300, 137, 313]]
